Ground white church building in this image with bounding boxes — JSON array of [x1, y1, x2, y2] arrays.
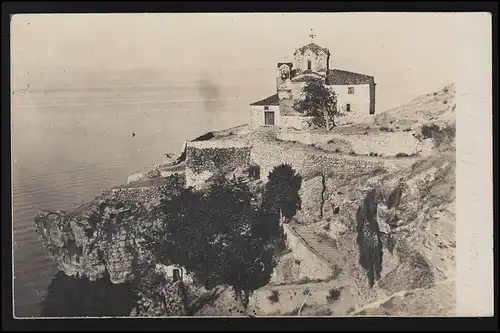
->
[[250, 34, 376, 130]]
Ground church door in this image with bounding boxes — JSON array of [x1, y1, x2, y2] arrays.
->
[[264, 111, 275, 126], [173, 269, 181, 282]]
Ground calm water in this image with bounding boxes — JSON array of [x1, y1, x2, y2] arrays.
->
[[11, 84, 255, 317]]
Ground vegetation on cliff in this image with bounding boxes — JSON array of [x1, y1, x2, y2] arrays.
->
[[262, 163, 302, 221], [140, 164, 302, 309]]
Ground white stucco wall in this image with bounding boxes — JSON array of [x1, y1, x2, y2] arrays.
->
[[250, 105, 280, 129], [156, 264, 194, 284], [328, 84, 371, 115], [290, 82, 305, 99], [280, 116, 313, 131]]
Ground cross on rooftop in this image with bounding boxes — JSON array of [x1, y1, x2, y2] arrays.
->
[[309, 29, 316, 42]]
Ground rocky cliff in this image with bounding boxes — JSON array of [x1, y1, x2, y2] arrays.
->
[[34, 84, 456, 317], [34, 175, 185, 284], [274, 83, 456, 315]]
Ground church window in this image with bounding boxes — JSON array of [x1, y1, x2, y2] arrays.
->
[[348, 87, 355, 94], [307, 60, 312, 70], [346, 104, 351, 112], [264, 106, 269, 110], [281, 69, 288, 79]]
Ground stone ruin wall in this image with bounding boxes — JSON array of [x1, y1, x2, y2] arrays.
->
[[184, 140, 253, 188], [250, 141, 388, 182], [277, 129, 422, 157], [182, 137, 406, 192]]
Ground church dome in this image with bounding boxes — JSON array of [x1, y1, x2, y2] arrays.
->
[[294, 43, 330, 56]]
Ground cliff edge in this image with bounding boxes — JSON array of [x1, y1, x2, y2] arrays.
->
[[34, 83, 456, 316]]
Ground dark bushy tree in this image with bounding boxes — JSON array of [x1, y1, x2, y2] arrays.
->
[[143, 177, 282, 307], [262, 164, 302, 221], [293, 79, 339, 131], [140, 166, 305, 310]]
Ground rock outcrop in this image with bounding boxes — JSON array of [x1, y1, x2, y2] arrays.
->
[[268, 84, 456, 315], [132, 280, 188, 317], [34, 175, 184, 284]]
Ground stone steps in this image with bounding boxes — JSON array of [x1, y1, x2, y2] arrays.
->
[[291, 225, 342, 267]]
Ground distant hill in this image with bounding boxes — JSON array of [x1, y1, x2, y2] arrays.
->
[[373, 83, 456, 129], [11, 65, 273, 93]]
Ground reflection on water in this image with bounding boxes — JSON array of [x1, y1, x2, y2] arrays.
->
[[40, 271, 137, 317]]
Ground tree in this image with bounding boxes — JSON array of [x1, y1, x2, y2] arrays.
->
[[142, 177, 283, 308], [262, 164, 302, 223], [293, 79, 339, 131]]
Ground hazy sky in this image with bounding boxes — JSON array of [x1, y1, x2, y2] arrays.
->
[[11, 13, 461, 111]]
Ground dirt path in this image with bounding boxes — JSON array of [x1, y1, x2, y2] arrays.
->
[[351, 279, 455, 315]]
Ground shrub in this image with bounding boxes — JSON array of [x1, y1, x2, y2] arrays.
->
[[326, 288, 342, 304], [379, 126, 394, 132], [403, 128, 412, 132], [268, 290, 280, 304], [443, 100, 448, 104], [334, 148, 341, 153], [350, 151, 356, 155], [387, 184, 404, 209], [314, 308, 333, 316], [395, 152, 410, 158], [246, 164, 261, 180], [433, 92, 438, 96], [263, 164, 302, 219], [421, 123, 455, 147], [331, 265, 343, 280]]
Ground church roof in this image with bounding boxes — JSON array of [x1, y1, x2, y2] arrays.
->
[[291, 72, 325, 83], [326, 69, 374, 85], [249, 93, 279, 106], [295, 43, 330, 56], [277, 62, 293, 68]]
